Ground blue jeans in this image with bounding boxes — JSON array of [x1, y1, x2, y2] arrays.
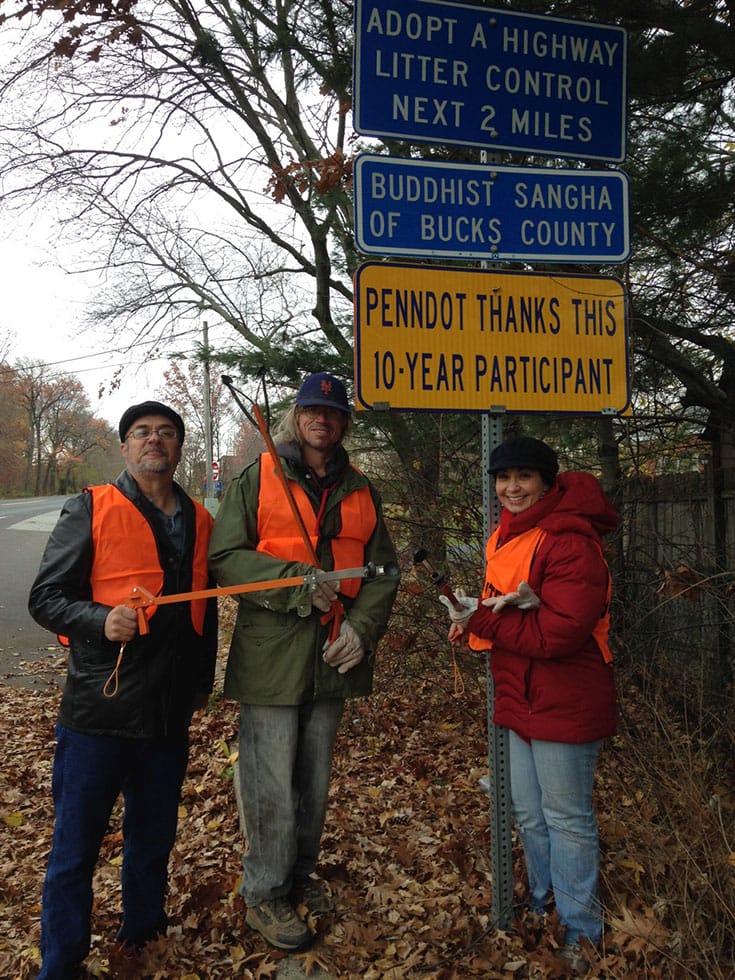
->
[[39, 724, 189, 979], [237, 700, 344, 905], [509, 731, 603, 945]]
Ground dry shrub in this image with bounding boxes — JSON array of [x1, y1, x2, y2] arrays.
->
[[598, 664, 735, 979]]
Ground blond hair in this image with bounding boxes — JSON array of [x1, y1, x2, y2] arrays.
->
[[272, 404, 351, 446]]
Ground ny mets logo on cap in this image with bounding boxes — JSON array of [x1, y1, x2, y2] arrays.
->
[[296, 372, 350, 414]]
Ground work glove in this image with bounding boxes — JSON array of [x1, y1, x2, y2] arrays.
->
[[323, 619, 365, 674], [311, 578, 341, 613], [438, 589, 479, 627], [483, 580, 540, 613]]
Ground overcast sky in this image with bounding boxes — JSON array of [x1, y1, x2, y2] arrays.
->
[[0, 18, 291, 437], [1, 222, 217, 431]]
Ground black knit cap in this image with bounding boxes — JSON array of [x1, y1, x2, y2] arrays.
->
[[118, 401, 185, 443], [488, 436, 559, 487]]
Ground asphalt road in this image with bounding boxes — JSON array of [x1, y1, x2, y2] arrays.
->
[[0, 495, 69, 688]]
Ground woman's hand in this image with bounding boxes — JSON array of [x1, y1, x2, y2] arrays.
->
[[438, 592, 478, 626], [482, 580, 540, 613], [447, 622, 467, 645], [438, 591, 478, 646]]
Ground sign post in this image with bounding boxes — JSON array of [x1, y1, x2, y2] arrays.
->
[[353, 0, 629, 936]]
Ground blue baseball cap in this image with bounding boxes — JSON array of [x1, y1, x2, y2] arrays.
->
[[295, 373, 350, 414]]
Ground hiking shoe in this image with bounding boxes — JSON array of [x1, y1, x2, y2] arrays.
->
[[559, 945, 589, 976], [245, 897, 313, 951], [524, 909, 548, 930], [291, 876, 334, 915]]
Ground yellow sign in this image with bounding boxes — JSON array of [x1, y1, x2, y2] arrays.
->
[[353, 262, 630, 415]]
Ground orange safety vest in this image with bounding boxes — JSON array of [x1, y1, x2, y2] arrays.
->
[[468, 525, 613, 664], [88, 484, 211, 634], [256, 454, 377, 598]]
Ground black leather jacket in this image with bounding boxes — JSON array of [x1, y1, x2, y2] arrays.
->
[[28, 470, 218, 739]]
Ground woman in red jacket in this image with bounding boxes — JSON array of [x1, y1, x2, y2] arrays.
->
[[442, 436, 618, 970]]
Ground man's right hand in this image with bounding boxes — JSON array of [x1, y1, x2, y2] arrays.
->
[[104, 605, 138, 643], [311, 579, 341, 613]]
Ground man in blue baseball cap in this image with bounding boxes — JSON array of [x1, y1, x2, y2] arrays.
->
[[209, 372, 398, 953]]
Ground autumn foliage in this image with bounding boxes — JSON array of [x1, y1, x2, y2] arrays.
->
[[267, 152, 354, 205], [2, 592, 734, 978], [0, 0, 143, 59]]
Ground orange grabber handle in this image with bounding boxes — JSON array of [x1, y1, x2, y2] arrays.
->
[[129, 582, 344, 642], [128, 585, 158, 635], [321, 599, 345, 644], [124, 563, 399, 640], [136, 607, 150, 635], [125, 577, 309, 635], [124, 571, 355, 638]]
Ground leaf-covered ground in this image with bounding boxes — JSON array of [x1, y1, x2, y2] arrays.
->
[[2, 631, 733, 979]]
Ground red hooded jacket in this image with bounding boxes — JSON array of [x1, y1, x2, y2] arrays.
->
[[468, 471, 619, 744]]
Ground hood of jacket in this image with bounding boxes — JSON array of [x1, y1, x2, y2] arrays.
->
[[500, 470, 618, 543]]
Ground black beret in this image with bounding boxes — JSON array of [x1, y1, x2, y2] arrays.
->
[[118, 401, 185, 443], [488, 436, 559, 487]]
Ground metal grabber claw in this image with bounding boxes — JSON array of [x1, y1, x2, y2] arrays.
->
[[412, 548, 465, 612]]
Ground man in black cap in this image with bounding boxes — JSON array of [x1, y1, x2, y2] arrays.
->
[[29, 400, 218, 978], [209, 373, 398, 952]]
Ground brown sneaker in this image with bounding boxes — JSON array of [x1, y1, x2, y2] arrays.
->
[[559, 945, 589, 976], [524, 909, 548, 930], [291, 875, 335, 915], [245, 897, 313, 951]]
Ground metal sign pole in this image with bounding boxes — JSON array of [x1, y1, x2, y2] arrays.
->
[[478, 118, 514, 928], [482, 396, 513, 930]]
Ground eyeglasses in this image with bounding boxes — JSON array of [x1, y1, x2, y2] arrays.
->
[[299, 406, 345, 420], [126, 425, 179, 441]]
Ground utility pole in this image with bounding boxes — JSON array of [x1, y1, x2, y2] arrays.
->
[[202, 319, 217, 515]]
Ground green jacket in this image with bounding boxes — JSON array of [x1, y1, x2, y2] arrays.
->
[[208, 445, 399, 705]]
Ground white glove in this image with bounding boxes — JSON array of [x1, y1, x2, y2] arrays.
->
[[311, 579, 340, 613], [323, 620, 365, 674], [482, 580, 540, 613], [438, 591, 479, 627]]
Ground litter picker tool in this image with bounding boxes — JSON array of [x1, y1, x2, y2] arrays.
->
[[103, 562, 400, 697], [412, 548, 466, 612], [125, 561, 400, 634], [412, 549, 466, 696]]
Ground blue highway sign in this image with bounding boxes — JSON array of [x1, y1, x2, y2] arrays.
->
[[354, 0, 628, 162], [354, 154, 630, 263]]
